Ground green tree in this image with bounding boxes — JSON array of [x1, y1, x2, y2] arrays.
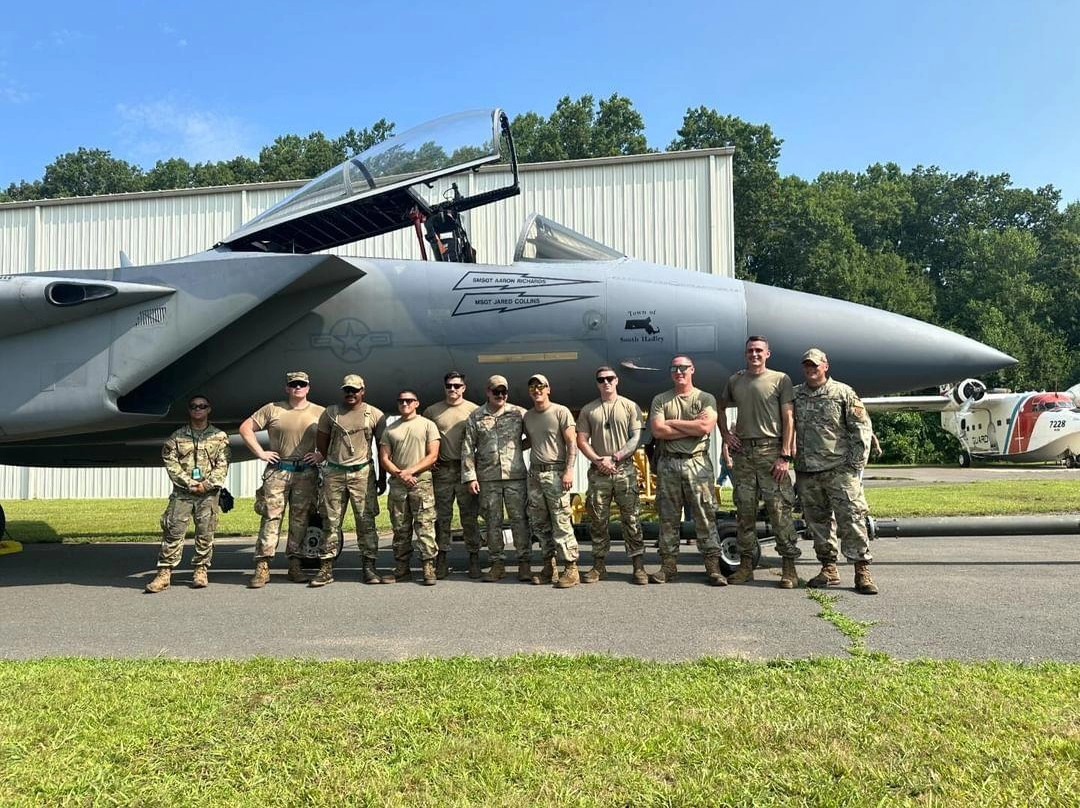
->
[[510, 94, 649, 163], [258, 132, 346, 182], [40, 148, 144, 197], [335, 119, 395, 157]]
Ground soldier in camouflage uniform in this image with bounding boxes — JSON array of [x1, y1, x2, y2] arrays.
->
[[423, 371, 480, 578], [794, 348, 878, 595], [648, 356, 726, 586], [145, 395, 231, 593], [719, 336, 800, 589], [523, 374, 580, 588], [311, 374, 387, 587], [576, 366, 646, 585], [239, 371, 325, 588], [379, 390, 441, 585], [461, 374, 530, 582]]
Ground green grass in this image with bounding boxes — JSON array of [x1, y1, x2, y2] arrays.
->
[[0, 656, 1075, 806], [865, 481, 1080, 517]]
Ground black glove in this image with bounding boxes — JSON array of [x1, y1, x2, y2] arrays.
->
[[219, 487, 235, 513]]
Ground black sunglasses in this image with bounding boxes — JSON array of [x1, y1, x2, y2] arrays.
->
[[596, 375, 617, 383], [397, 398, 418, 405], [188, 403, 210, 411], [445, 382, 465, 390], [342, 387, 362, 394], [287, 380, 309, 388], [490, 387, 508, 396], [670, 365, 692, 373]]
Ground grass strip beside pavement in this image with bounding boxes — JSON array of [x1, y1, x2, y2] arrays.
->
[[865, 480, 1079, 517], [0, 657, 1076, 806]]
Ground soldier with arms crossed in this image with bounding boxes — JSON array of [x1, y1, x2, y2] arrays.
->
[[523, 373, 581, 588], [719, 336, 800, 589], [239, 371, 325, 588], [311, 374, 387, 587], [794, 348, 878, 594], [575, 366, 647, 585], [461, 375, 530, 582], [144, 395, 230, 593], [648, 355, 727, 586], [379, 389, 441, 585], [423, 371, 481, 578]]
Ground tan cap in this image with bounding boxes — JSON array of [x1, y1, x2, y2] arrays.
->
[[487, 374, 509, 389], [341, 374, 365, 389], [527, 373, 550, 387], [285, 371, 310, 383], [801, 348, 829, 366]]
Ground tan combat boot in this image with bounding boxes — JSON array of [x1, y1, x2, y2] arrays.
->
[[422, 559, 437, 586], [308, 560, 334, 587], [854, 561, 878, 595], [483, 559, 506, 582], [383, 556, 412, 584], [554, 560, 580, 589], [248, 559, 270, 589], [287, 557, 309, 584], [631, 555, 649, 585], [581, 557, 607, 584], [517, 559, 533, 582], [727, 555, 755, 584], [531, 556, 557, 585], [360, 558, 382, 585], [467, 553, 482, 579], [648, 555, 678, 584], [144, 567, 171, 593], [191, 566, 208, 589], [435, 550, 449, 580], [779, 557, 798, 589], [703, 555, 728, 587], [807, 563, 840, 588]]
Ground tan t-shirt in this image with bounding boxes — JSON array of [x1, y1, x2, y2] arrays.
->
[[318, 403, 385, 465], [523, 403, 574, 464], [720, 369, 794, 439], [576, 396, 642, 457], [250, 400, 325, 460], [379, 415, 440, 469], [649, 388, 717, 455], [422, 399, 479, 461]]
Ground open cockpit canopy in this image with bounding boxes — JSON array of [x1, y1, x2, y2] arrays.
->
[[220, 108, 518, 254]]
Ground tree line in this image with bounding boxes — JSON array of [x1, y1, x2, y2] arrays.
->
[[4, 93, 1078, 463]]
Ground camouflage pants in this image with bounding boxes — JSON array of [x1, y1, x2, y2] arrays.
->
[[732, 440, 799, 559], [388, 474, 438, 561], [527, 467, 579, 563], [586, 463, 643, 558], [656, 454, 720, 558], [478, 479, 530, 563], [156, 489, 219, 568], [432, 461, 480, 552], [320, 465, 381, 560], [254, 467, 318, 560], [796, 467, 872, 562]]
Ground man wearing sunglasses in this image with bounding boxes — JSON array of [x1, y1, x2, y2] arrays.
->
[[240, 371, 326, 588], [145, 395, 231, 593], [461, 374, 530, 582], [576, 367, 646, 585], [523, 374, 580, 588], [423, 372, 480, 578], [648, 356, 727, 586], [378, 390, 441, 585], [311, 374, 388, 587], [718, 336, 799, 589]]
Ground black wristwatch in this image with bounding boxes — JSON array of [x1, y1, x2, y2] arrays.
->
[[780, 454, 793, 462]]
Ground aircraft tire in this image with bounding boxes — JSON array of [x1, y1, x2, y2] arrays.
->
[[716, 524, 759, 575], [958, 451, 972, 468], [0, 502, 5, 538]]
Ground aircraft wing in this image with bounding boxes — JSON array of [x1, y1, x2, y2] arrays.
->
[[862, 395, 955, 413]]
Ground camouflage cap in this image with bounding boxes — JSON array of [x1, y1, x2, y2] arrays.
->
[[285, 371, 310, 383], [341, 374, 365, 389], [801, 348, 829, 366], [527, 373, 550, 387], [487, 374, 509, 389]]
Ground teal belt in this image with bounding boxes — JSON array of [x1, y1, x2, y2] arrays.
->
[[326, 460, 371, 472]]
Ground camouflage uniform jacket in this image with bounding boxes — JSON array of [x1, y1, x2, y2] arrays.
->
[[461, 404, 528, 483], [162, 425, 231, 492], [793, 378, 872, 473]]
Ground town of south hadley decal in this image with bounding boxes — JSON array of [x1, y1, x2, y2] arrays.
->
[[451, 271, 599, 316]]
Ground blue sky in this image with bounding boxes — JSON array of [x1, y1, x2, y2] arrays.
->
[[1, 1, 1077, 203]]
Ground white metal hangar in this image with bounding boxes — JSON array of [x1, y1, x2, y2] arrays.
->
[[0, 147, 734, 500]]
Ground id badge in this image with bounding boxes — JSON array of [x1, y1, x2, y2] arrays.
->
[[192, 467, 203, 481]]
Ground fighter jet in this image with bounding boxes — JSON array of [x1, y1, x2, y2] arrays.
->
[[0, 108, 1014, 475]]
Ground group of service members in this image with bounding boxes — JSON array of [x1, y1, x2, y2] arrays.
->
[[143, 335, 878, 596]]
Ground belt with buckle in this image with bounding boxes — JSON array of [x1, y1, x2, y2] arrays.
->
[[665, 451, 707, 459], [274, 460, 312, 472], [531, 462, 566, 472], [325, 460, 371, 473]]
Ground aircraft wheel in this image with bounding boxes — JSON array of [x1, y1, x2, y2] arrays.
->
[[0, 502, 5, 538], [958, 451, 972, 468], [716, 527, 759, 575]]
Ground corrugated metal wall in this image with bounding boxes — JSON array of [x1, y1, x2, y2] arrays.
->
[[0, 149, 733, 499]]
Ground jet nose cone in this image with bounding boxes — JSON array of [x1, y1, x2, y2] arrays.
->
[[743, 283, 1016, 394]]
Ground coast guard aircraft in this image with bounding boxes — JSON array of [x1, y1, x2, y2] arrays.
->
[[864, 379, 1080, 467]]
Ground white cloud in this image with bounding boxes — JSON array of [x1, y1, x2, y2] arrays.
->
[[115, 100, 258, 165], [0, 66, 28, 103]]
